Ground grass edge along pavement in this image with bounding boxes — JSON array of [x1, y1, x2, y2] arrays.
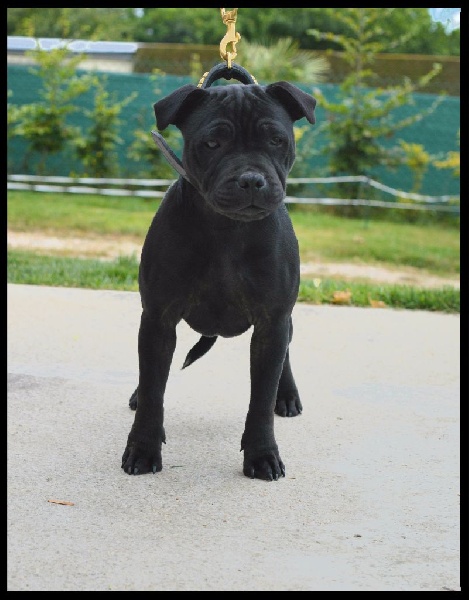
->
[[7, 190, 459, 313], [7, 250, 460, 314]]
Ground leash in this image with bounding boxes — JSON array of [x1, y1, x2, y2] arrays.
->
[[150, 130, 189, 181], [151, 8, 257, 183]]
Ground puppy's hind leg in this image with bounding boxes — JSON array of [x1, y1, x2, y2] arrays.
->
[[275, 317, 302, 417]]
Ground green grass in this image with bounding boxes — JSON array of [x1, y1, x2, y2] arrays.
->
[[7, 250, 459, 313], [291, 208, 459, 276], [7, 250, 139, 291], [7, 191, 460, 313], [298, 278, 459, 313], [7, 190, 156, 238]]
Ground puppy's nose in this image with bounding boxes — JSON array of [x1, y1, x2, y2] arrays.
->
[[237, 172, 266, 191]]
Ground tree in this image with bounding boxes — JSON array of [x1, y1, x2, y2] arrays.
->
[[133, 8, 222, 45], [135, 8, 459, 56], [307, 8, 444, 202], [128, 71, 183, 180], [396, 141, 434, 194], [7, 44, 97, 174], [73, 77, 137, 178], [433, 130, 460, 179], [7, 8, 460, 56], [236, 37, 329, 84], [7, 7, 138, 41]]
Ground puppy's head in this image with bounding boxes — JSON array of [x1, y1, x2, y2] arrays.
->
[[154, 82, 316, 222]]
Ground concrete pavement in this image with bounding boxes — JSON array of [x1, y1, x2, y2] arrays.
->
[[7, 283, 461, 591]]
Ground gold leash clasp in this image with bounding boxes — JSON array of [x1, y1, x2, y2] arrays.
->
[[219, 8, 241, 68]]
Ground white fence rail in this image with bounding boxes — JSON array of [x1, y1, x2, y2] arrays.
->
[[7, 174, 460, 213]]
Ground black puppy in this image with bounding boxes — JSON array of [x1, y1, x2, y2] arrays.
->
[[122, 81, 316, 480]]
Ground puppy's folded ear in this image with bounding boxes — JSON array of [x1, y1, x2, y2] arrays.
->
[[153, 84, 207, 130], [265, 81, 316, 125]]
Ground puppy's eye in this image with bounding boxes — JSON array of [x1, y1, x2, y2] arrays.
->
[[205, 140, 220, 149], [271, 136, 283, 146]]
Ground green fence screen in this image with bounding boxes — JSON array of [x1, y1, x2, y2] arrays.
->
[[7, 64, 460, 197]]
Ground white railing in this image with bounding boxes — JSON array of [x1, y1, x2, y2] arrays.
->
[[7, 174, 460, 213]]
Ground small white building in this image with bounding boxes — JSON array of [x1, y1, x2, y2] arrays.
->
[[7, 36, 138, 73]]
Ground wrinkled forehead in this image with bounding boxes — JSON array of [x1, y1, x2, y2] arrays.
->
[[182, 84, 291, 133]]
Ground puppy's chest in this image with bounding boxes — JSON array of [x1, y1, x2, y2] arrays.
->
[[195, 254, 258, 306], [183, 254, 266, 336]]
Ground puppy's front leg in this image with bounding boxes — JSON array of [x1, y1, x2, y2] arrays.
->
[[241, 318, 290, 481], [122, 311, 176, 475]]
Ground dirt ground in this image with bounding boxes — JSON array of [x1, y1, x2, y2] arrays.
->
[[7, 229, 460, 290]]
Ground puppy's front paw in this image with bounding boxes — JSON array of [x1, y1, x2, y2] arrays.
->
[[275, 390, 302, 417], [121, 438, 163, 475], [243, 452, 285, 481]]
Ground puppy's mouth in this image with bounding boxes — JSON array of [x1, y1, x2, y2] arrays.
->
[[233, 204, 270, 221], [209, 202, 271, 222]]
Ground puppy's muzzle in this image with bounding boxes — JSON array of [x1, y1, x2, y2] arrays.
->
[[210, 170, 282, 222]]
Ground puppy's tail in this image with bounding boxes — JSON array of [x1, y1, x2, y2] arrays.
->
[[182, 335, 218, 369]]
